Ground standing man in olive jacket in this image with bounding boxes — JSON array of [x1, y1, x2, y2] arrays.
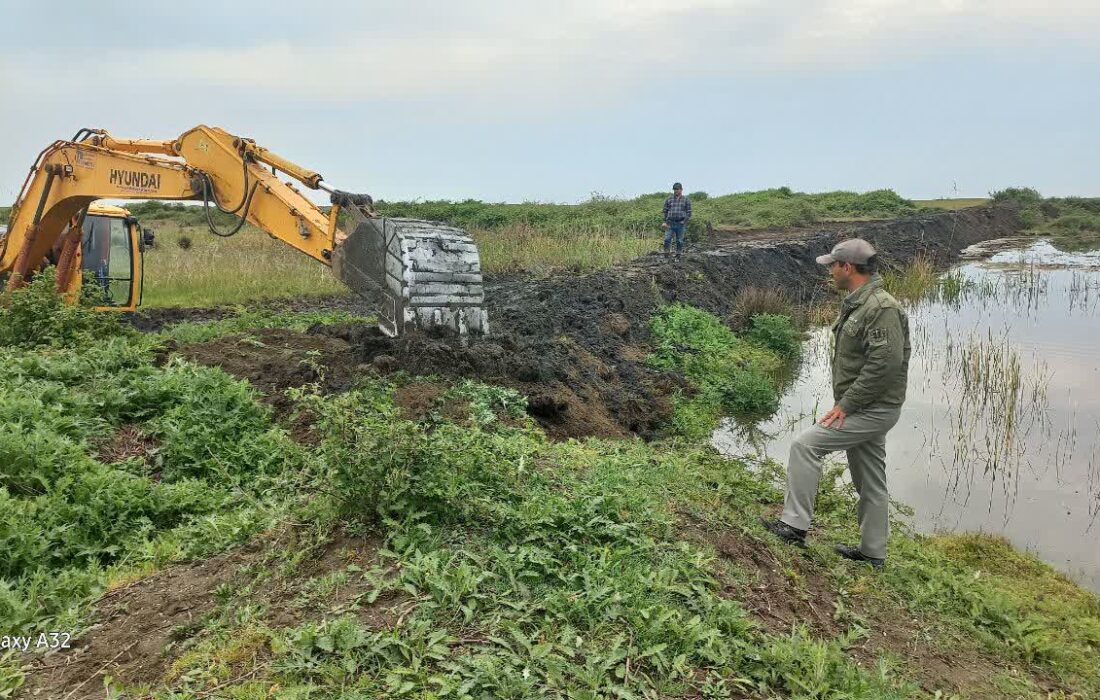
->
[[763, 239, 911, 568]]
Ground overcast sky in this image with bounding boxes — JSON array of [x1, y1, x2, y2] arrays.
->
[[1, 1, 1097, 204]]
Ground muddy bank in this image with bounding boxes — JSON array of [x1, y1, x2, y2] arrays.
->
[[177, 206, 1022, 439]]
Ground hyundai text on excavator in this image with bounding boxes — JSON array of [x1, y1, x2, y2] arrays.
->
[[0, 126, 488, 335]]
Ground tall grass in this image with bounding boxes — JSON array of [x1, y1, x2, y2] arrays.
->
[[142, 224, 345, 307], [941, 330, 1053, 500], [881, 256, 939, 303], [470, 222, 655, 274]]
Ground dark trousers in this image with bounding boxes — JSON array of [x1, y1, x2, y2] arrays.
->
[[663, 222, 686, 251]]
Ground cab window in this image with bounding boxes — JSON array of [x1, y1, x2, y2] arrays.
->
[[81, 215, 133, 306]]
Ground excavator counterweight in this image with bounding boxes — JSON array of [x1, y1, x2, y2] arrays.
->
[[0, 126, 489, 336]]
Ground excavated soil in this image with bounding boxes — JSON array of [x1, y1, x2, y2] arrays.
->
[[19, 529, 395, 700], [165, 206, 1022, 439]]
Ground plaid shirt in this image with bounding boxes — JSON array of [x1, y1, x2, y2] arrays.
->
[[663, 194, 692, 223]]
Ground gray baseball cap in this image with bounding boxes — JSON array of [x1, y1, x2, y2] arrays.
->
[[816, 238, 876, 265]]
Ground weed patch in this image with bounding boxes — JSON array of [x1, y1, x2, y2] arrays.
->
[[0, 286, 322, 632], [649, 304, 794, 438]]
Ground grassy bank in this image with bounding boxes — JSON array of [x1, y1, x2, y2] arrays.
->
[[1, 279, 1097, 699], [113, 189, 923, 305], [992, 188, 1100, 251]]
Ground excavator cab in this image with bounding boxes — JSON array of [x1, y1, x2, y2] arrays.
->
[[70, 204, 145, 312]]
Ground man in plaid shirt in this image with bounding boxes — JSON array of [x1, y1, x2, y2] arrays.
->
[[662, 182, 692, 258]]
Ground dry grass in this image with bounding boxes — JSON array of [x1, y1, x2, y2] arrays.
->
[[140, 220, 658, 306], [471, 223, 656, 275], [881, 255, 939, 303], [915, 198, 990, 210], [142, 223, 346, 307], [728, 287, 794, 331]]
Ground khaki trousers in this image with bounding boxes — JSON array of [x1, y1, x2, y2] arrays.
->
[[781, 405, 901, 559]]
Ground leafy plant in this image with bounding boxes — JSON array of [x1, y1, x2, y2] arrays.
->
[[649, 303, 791, 435], [745, 313, 802, 360], [0, 267, 124, 349]]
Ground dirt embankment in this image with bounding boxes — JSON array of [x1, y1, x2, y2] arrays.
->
[[173, 206, 1022, 439]]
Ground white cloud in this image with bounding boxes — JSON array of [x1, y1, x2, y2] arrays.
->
[[2, 1, 1098, 107]]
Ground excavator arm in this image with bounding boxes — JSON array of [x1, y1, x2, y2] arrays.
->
[[0, 126, 488, 335]]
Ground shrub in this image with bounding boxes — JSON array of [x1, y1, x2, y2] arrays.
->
[[745, 313, 802, 359], [0, 268, 123, 349], [991, 187, 1043, 206], [1047, 214, 1100, 232], [717, 369, 780, 419], [649, 304, 791, 434]]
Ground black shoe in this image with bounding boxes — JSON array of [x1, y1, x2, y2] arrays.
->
[[662, 249, 671, 258], [760, 518, 807, 547], [834, 544, 885, 569]]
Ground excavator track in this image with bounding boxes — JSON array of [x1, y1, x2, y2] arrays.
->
[[332, 212, 488, 337]]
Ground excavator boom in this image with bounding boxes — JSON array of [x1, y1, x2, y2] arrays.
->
[[0, 126, 488, 335]]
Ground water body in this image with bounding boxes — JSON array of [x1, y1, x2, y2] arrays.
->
[[714, 240, 1100, 592]]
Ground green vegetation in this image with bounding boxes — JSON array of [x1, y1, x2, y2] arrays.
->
[[0, 282, 360, 637], [913, 198, 989, 211], [649, 304, 800, 438], [0, 206, 9, 225], [1, 261, 1097, 698], [992, 188, 1100, 251], [881, 256, 999, 306], [376, 188, 920, 235], [127, 189, 922, 238], [0, 269, 123, 348], [0, 317, 317, 640]]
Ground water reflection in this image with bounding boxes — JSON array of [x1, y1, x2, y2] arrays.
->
[[714, 240, 1100, 592]]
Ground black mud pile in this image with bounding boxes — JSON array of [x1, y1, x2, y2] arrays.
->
[[178, 207, 1022, 439]]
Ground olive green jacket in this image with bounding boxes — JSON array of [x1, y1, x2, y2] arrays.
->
[[831, 276, 911, 414]]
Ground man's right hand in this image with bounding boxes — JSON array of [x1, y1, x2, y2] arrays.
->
[[661, 222, 669, 230]]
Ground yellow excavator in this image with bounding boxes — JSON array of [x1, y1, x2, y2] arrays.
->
[[0, 126, 488, 335]]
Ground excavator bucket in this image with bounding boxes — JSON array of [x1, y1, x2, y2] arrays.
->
[[331, 203, 488, 337]]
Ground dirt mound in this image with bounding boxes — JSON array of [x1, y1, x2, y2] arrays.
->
[[171, 207, 1022, 440], [20, 530, 391, 700]]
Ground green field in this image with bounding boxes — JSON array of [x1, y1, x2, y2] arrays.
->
[[913, 197, 989, 210], [0, 277, 1097, 699]]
